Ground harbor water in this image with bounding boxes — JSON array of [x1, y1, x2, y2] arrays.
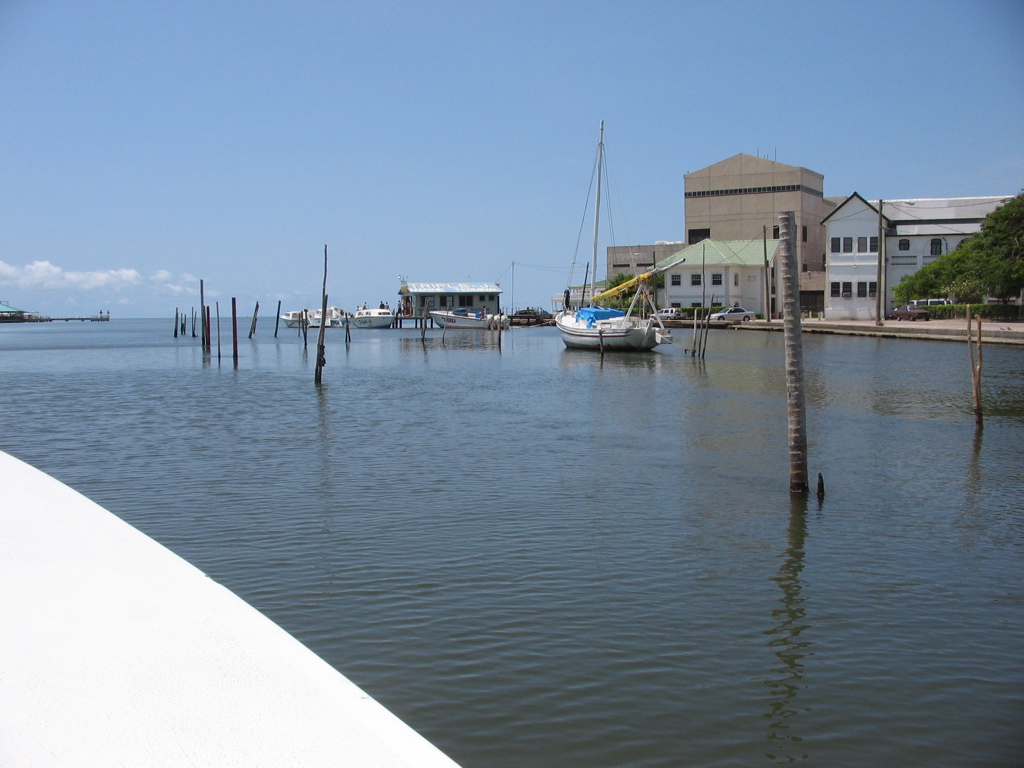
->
[[2, 318, 1022, 767]]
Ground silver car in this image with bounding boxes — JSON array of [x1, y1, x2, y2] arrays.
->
[[709, 306, 754, 322]]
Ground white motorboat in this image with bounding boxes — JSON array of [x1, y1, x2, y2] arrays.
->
[[352, 305, 396, 329], [281, 307, 348, 328], [554, 122, 684, 352], [430, 308, 509, 330]]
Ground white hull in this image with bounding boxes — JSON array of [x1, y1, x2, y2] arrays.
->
[[430, 311, 509, 330], [281, 307, 348, 328], [352, 308, 395, 329], [555, 310, 668, 351]]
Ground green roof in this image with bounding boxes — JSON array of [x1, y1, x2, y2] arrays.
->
[[0, 302, 25, 313], [656, 238, 780, 269]]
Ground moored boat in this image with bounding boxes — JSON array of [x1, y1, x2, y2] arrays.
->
[[430, 308, 509, 330], [352, 304, 396, 329]]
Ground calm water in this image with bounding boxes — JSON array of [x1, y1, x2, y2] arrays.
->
[[2, 318, 1022, 767]]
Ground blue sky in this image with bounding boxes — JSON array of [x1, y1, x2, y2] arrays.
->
[[1, 0, 1021, 317]]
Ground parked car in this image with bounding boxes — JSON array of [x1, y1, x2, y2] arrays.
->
[[709, 306, 754, 322], [891, 305, 931, 321], [654, 307, 684, 320], [909, 298, 952, 307]]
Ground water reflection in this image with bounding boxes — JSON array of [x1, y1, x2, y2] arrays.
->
[[763, 497, 811, 763]]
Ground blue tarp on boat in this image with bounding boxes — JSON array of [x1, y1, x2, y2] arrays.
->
[[576, 307, 625, 328]]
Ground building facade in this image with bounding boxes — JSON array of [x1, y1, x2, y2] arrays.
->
[[823, 194, 1011, 320], [683, 153, 838, 315], [657, 239, 779, 317]]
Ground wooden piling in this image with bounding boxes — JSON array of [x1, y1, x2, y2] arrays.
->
[[274, 300, 282, 338], [967, 308, 984, 430], [248, 302, 259, 339], [231, 298, 239, 367], [200, 280, 207, 352], [174, 308, 179, 338], [779, 211, 809, 495], [314, 245, 328, 385], [216, 301, 222, 362]]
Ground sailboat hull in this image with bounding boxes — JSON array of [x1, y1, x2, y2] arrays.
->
[[555, 311, 666, 351]]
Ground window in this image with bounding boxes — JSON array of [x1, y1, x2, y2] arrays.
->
[[857, 282, 868, 298], [458, 295, 472, 307], [688, 228, 710, 245], [830, 237, 841, 253], [830, 282, 841, 297], [711, 273, 723, 286], [690, 302, 703, 308], [857, 237, 868, 253], [842, 237, 853, 253], [870, 236, 878, 252], [691, 274, 702, 286], [869, 281, 877, 298], [734, 274, 739, 286], [899, 239, 910, 251], [930, 238, 942, 256], [772, 225, 780, 239], [802, 225, 808, 242], [671, 274, 681, 286], [842, 282, 852, 298]]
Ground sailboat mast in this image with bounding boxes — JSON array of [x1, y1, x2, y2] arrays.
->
[[590, 120, 604, 306]]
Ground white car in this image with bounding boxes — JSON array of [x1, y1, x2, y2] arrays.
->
[[654, 307, 683, 320], [709, 306, 754, 322]]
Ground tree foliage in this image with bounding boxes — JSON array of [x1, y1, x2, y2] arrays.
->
[[892, 193, 1024, 304]]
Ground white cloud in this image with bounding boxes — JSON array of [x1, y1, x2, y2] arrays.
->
[[0, 260, 141, 290]]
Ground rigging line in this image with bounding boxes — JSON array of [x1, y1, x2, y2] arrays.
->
[[567, 141, 602, 289]]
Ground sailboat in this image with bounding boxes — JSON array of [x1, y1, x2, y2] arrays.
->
[[554, 122, 685, 351]]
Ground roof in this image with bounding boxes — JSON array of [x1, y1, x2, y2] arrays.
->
[[655, 238, 780, 269], [0, 301, 24, 313], [400, 282, 501, 295], [823, 192, 1011, 231]]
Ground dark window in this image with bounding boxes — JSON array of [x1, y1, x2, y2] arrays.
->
[[869, 236, 878, 252], [670, 274, 681, 286], [899, 239, 910, 251], [857, 236, 868, 253], [772, 225, 780, 239], [688, 228, 710, 245], [711, 273, 723, 286], [869, 281, 877, 298], [691, 274, 702, 286], [830, 282, 841, 297], [857, 282, 868, 298], [930, 238, 942, 256], [842, 237, 853, 253], [734, 273, 739, 286], [459, 295, 472, 307], [802, 225, 808, 242], [830, 237, 841, 253], [842, 282, 852, 297]]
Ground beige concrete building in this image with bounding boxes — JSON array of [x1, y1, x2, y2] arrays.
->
[[683, 153, 838, 314]]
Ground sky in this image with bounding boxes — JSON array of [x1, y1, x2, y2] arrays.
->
[[1, 0, 1022, 318]]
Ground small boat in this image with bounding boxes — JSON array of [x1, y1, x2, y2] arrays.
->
[[281, 307, 348, 328], [430, 308, 509, 330], [554, 122, 683, 352], [351, 304, 396, 329]]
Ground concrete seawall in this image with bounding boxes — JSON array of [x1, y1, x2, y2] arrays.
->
[[0, 450, 460, 767]]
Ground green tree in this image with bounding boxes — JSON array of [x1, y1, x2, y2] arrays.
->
[[892, 193, 1023, 304]]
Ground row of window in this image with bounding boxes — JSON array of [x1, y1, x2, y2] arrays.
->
[[670, 273, 741, 287], [830, 281, 877, 298], [830, 236, 944, 255], [684, 184, 823, 198]]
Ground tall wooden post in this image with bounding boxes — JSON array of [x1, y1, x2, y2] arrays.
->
[[967, 308, 984, 430], [248, 302, 259, 338], [315, 245, 328, 384], [231, 297, 239, 367], [200, 279, 207, 352], [274, 300, 282, 338], [174, 308, 179, 338], [780, 211, 809, 494]]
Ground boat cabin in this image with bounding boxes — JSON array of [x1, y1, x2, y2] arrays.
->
[[398, 281, 503, 318]]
